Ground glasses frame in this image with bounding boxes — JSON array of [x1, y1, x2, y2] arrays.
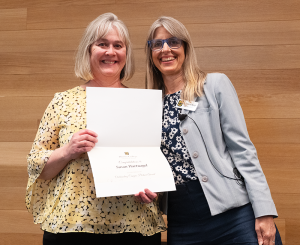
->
[[147, 37, 182, 52]]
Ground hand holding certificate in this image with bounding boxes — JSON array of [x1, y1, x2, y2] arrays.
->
[[87, 87, 176, 198]]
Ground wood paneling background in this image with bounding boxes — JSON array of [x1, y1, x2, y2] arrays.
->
[[0, 0, 299, 244]]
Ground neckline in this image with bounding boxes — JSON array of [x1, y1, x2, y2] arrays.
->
[[77, 86, 86, 91], [164, 90, 181, 97], [78, 84, 127, 91]]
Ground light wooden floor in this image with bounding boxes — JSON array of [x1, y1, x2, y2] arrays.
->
[[1, 0, 300, 244]]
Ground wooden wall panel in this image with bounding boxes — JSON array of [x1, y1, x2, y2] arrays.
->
[[273, 194, 300, 219], [0, 233, 42, 245], [226, 69, 300, 95], [0, 97, 51, 142], [189, 20, 300, 47], [0, 51, 75, 75], [0, 74, 81, 96], [27, 5, 117, 30], [136, 45, 300, 72], [1, 113, 299, 144], [240, 94, 300, 119], [1, 69, 299, 97], [0, 8, 27, 31], [116, 0, 300, 27], [131, 20, 300, 49], [265, 169, 300, 194], [196, 45, 300, 71], [256, 144, 300, 170], [3, 19, 300, 53], [133, 46, 300, 73], [286, 219, 300, 245], [0, 142, 32, 166], [247, 119, 300, 144], [0, 187, 26, 210], [2, 70, 298, 110], [2, 46, 299, 76], [0, 28, 83, 53], [161, 215, 168, 243], [0, 210, 43, 234], [0, 97, 52, 121], [123, 72, 145, 89], [0, 0, 112, 8], [0, 73, 140, 96], [0, 165, 28, 188], [26, 0, 300, 30], [0, 121, 39, 142], [0, 50, 142, 75]]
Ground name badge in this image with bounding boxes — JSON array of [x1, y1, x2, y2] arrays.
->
[[175, 99, 198, 111]]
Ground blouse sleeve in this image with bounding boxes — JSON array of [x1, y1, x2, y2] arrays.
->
[[214, 74, 277, 218], [26, 93, 61, 223]]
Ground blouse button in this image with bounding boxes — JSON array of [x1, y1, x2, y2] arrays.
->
[[182, 128, 188, 134], [192, 151, 199, 158], [202, 176, 208, 182]]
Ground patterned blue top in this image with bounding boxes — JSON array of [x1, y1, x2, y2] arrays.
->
[[161, 91, 198, 185]]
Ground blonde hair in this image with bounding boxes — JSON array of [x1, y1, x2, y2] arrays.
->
[[75, 13, 134, 82], [145, 16, 206, 101]]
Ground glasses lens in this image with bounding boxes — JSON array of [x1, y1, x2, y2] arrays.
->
[[167, 37, 181, 49], [151, 40, 163, 51]]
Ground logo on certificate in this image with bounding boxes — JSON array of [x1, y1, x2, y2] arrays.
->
[[124, 152, 129, 155]]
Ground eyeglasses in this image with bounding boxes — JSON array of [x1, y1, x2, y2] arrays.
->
[[147, 37, 182, 51]]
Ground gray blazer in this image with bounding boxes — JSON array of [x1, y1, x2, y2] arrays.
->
[[162, 73, 277, 218]]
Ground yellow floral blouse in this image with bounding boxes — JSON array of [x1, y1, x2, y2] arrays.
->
[[26, 86, 166, 235]]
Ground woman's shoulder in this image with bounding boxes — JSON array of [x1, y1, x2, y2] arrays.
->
[[204, 73, 235, 92], [53, 86, 86, 101], [205, 73, 230, 84]]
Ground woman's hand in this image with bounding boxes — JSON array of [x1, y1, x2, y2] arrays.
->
[[255, 215, 276, 245], [135, 189, 157, 204], [39, 129, 98, 180], [64, 129, 98, 161]]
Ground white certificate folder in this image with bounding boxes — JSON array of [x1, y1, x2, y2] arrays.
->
[[87, 87, 176, 197]]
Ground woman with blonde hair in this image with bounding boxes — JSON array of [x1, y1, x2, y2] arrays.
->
[[145, 16, 282, 245], [26, 13, 165, 245]]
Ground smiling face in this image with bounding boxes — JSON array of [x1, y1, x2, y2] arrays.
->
[[151, 27, 185, 77], [90, 27, 126, 82]]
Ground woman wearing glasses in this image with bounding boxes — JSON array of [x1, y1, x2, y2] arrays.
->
[[144, 16, 282, 245]]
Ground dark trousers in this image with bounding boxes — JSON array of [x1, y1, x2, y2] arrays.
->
[[43, 230, 161, 245], [167, 180, 282, 245]]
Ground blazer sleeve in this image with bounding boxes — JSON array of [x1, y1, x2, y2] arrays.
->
[[213, 73, 277, 218]]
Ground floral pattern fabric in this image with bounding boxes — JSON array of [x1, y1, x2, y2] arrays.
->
[[26, 86, 166, 235], [161, 91, 198, 185]]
